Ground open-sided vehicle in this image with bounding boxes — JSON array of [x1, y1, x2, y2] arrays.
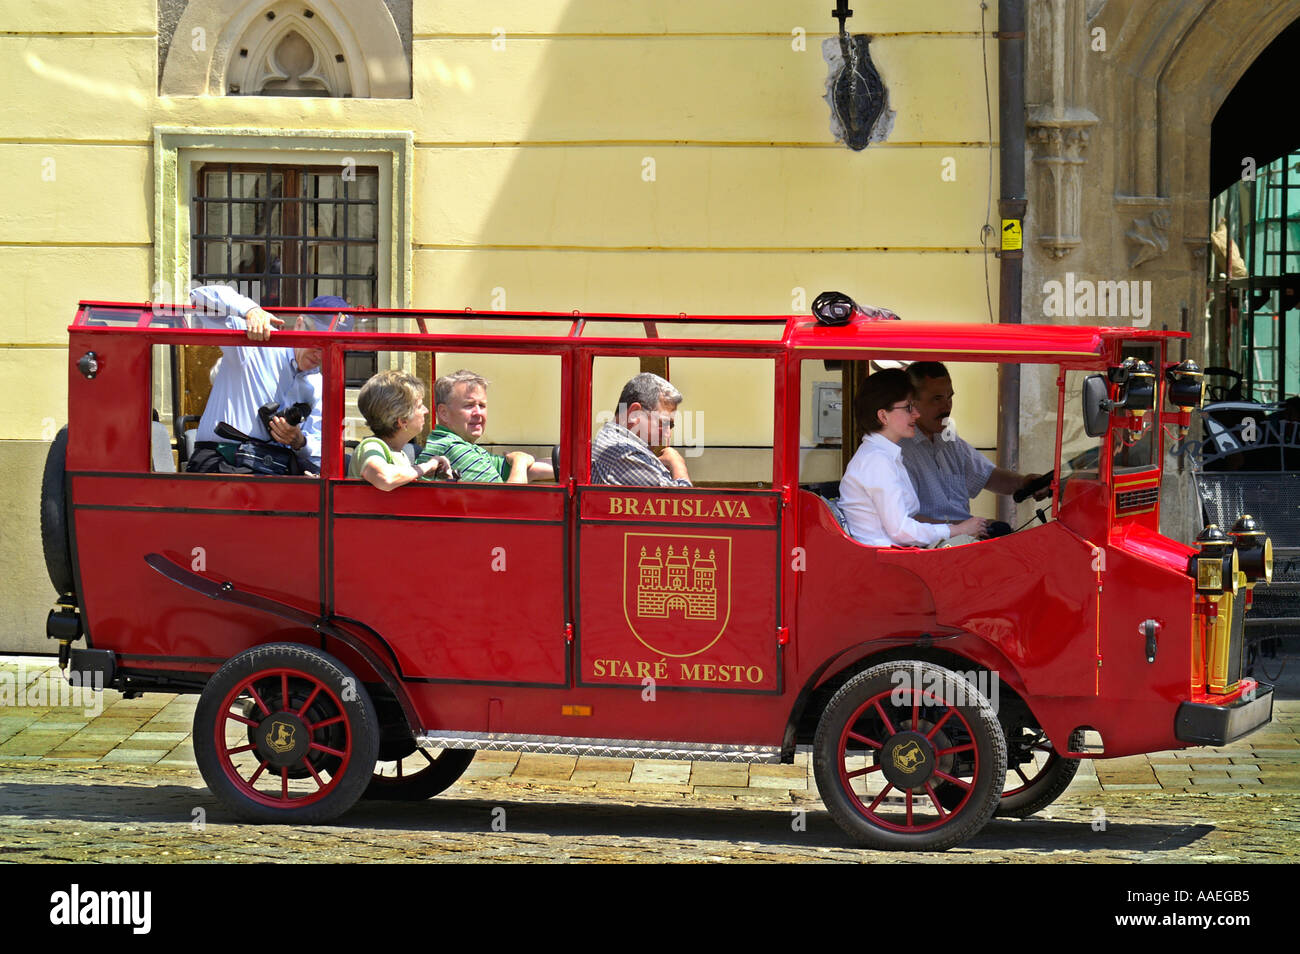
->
[[41, 299, 1275, 850]]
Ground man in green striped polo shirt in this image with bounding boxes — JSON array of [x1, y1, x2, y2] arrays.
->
[[416, 369, 547, 483]]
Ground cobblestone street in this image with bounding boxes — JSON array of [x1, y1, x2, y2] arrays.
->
[[2, 757, 1299, 863], [2, 656, 1299, 862]]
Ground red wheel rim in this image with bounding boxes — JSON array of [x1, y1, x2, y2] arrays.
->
[[1003, 734, 1055, 797], [214, 667, 353, 809], [371, 748, 437, 785], [836, 685, 980, 833]]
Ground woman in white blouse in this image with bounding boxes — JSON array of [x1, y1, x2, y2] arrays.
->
[[839, 369, 988, 547]]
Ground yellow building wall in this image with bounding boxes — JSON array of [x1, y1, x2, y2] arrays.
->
[[0, 0, 1001, 649]]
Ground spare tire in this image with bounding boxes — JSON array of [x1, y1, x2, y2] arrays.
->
[[41, 426, 76, 596]]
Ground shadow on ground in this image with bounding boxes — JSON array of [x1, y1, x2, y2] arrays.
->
[[0, 777, 1215, 856]]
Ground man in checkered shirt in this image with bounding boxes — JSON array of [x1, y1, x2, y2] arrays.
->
[[591, 373, 692, 487], [899, 362, 1047, 535]]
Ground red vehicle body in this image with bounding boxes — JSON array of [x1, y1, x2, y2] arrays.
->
[[41, 301, 1275, 851]]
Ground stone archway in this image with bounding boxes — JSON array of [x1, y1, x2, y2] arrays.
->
[[1027, 0, 1300, 349], [1019, 0, 1300, 541]]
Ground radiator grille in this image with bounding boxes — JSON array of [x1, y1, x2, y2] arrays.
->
[[1116, 486, 1160, 514]]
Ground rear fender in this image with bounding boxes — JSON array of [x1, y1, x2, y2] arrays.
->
[[143, 552, 421, 733]]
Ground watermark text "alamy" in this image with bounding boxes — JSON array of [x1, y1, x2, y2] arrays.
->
[[1042, 272, 1151, 327], [0, 667, 104, 717]]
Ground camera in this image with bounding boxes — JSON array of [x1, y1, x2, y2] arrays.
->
[[258, 400, 312, 432]]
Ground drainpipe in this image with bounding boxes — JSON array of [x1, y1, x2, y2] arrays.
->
[[996, 0, 1026, 525]]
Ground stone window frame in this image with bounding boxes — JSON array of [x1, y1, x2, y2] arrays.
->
[[153, 126, 413, 313], [151, 126, 414, 432]]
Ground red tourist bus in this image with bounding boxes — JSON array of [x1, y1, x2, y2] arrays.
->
[[40, 300, 1274, 851]]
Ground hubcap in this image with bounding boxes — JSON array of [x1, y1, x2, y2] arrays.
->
[[255, 711, 310, 769], [878, 730, 936, 789]]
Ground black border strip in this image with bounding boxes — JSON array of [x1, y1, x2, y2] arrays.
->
[[65, 435, 93, 649], [581, 485, 778, 498], [118, 653, 225, 665], [571, 679, 782, 697], [774, 510, 784, 696], [74, 504, 317, 518], [68, 469, 321, 484], [395, 675, 570, 689], [322, 479, 331, 620], [332, 512, 565, 527], [579, 518, 779, 531], [563, 482, 574, 687]]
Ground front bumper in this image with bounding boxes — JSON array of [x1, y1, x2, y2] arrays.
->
[[1174, 682, 1274, 746], [67, 648, 116, 688]]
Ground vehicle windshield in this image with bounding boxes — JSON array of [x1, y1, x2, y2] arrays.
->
[[1060, 369, 1104, 486], [1110, 342, 1161, 474]]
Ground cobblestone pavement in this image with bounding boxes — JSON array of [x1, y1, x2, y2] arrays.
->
[[1, 759, 1298, 863], [1, 656, 1298, 862]]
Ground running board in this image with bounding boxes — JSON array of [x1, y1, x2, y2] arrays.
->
[[417, 731, 782, 763]]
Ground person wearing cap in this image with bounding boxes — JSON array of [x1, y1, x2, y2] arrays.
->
[[185, 284, 349, 474]]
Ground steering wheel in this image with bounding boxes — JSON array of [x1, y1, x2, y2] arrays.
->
[[1013, 470, 1054, 503], [550, 444, 560, 477], [1202, 367, 1243, 403]]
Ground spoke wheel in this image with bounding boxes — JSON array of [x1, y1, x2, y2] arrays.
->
[[995, 728, 1082, 818], [366, 746, 475, 801], [194, 643, 380, 824], [813, 661, 1006, 851]]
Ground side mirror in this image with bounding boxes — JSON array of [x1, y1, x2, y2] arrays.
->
[[1082, 374, 1110, 437]]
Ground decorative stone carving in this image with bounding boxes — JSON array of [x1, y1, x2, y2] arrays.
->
[[228, 9, 349, 96], [1125, 209, 1171, 268], [234, 24, 338, 96], [160, 0, 410, 99], [1027, 0, 1100, 258], [1029, 122, 1093, 258]]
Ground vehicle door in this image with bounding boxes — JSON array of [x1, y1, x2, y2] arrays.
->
[[330, 347, 570, 687], [574, 354, 784, 695]]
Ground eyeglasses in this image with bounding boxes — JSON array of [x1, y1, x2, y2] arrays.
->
[[652, 413, 675, 431], [887, 402, 917, 414]]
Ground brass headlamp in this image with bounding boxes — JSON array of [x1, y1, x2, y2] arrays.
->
[[1165, 359, 1205, 410], [1230, 514, 1273, 585], [1190, 524, 1238, 595], [1108, 357, 1156, 428]]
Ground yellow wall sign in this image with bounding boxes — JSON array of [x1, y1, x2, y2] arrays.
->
[[1001, 219, 1023, 251]]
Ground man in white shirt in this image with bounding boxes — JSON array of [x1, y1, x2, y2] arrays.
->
[[186, 285, 349, 474], [899, 362, 1047, 532]]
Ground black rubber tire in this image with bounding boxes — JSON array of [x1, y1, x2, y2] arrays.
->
[[40, 425, 76, 596], [365, 747, 476, 801], [813, 661, 1006, 852], [996, 731, 1083, 819], [193, 643, 380, 824]]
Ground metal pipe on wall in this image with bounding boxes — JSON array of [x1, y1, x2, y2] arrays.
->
[[996, 0, 1027, 525]]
